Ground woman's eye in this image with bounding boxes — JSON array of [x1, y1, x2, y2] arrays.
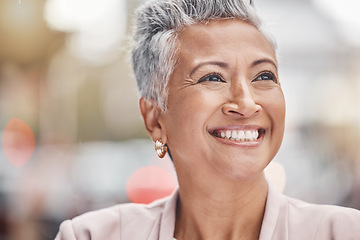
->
[[198, 73, 226, 83], [253, 72, 277, 82]]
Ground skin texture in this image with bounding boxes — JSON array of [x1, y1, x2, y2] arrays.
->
[[140, 19, 286, 240]]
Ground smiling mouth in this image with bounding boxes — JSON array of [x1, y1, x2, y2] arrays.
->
[[211, 129, 265, 142]]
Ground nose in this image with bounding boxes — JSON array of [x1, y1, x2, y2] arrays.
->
[[222, 83, 261, 118]]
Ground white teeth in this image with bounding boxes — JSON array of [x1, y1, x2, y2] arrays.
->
[[231, 131, 237, 139], [238, 131, 245, 141], [226, 130, 231, 139], [217, 130, 260, 142], [245, 131, 253, 141], [253, 131, 259, 140]]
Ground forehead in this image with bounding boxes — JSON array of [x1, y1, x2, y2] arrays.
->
[[176, 19, 276, 66]]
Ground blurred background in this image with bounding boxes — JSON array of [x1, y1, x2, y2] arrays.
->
[[0, 0, 359, 239]]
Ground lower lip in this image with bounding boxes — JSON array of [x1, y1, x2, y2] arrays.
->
[[211, 134, 264, 147]]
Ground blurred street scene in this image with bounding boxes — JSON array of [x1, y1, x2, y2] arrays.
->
[[0, 0, 359, 239]]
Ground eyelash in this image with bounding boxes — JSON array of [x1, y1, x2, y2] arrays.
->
[[197, 71, 277, 84], [197, 73, 226, 83], [253, 71, 278, 83]]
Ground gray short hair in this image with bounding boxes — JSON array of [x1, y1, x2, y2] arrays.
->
[[131, 0, 272, 109]]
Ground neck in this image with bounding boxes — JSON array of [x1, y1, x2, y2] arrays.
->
[[174, 173, 268, 240]]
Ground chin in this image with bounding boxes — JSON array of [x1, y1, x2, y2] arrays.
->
[[220, 161, 268, 182]]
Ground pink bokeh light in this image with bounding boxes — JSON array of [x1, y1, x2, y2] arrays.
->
[[126, 166, 177, 204], [2, 118, 35, 167]]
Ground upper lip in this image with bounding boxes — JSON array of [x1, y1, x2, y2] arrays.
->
[[208, 125, 263, 132]]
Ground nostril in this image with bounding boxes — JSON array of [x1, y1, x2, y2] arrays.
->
[[222, 101, 261, 118], [229, 110, 247, 117], [229, 110, 239, 114]]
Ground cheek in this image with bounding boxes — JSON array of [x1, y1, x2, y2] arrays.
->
[[257, 88, 285, 137], [165, 90, 223, 143], [266, 91, 286, 139], [259, 92, 285, 161], [272, 99, 286, 125], [168, 89, 224, 122]]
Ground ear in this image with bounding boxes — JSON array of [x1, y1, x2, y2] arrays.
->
[[139, 98, 167, 143]]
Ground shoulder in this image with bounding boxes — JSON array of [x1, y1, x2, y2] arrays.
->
[[55, 197, 169, 240], [285, 195, 360, 238], [285, 195, 360, 221]]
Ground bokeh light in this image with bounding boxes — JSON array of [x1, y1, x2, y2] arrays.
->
[[44, 0, 127, 65], [1, 118, 36, 167], [0, 0, 63, 63], [312, 0, 360, 25], [312, 0, 360, 47], [126, 166, 177, 204]]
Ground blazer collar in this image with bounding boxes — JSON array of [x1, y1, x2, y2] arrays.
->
[[158, 189, 178, 240], [259, 181, 289, 240], [155, 181, 288, 240]]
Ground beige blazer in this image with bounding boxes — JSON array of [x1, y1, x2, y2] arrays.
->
[[55, 183, 360, 240]]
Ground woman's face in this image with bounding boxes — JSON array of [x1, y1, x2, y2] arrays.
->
[[160, 19, 285, 181]]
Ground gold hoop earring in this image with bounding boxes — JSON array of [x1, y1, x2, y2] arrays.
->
[[155, 139, 167, 158]]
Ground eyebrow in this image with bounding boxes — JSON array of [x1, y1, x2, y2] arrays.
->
[[190, 58, 277, 76], [252, 58, 278, 70], [190, 61, 228, 76]]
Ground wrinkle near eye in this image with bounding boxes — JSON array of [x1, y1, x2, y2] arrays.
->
[[182, 77, 197, 88]]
